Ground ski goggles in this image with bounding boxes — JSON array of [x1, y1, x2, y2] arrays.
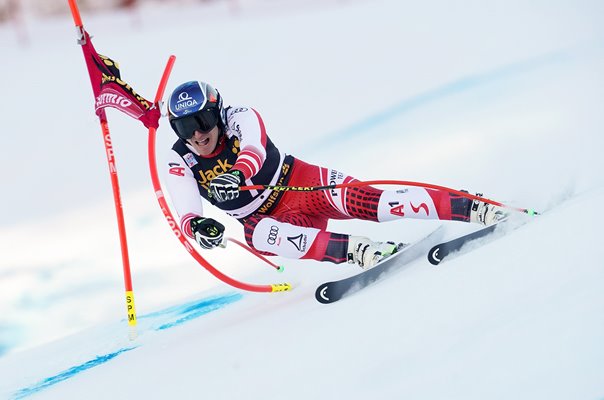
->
[[170, 110, 219, 140]]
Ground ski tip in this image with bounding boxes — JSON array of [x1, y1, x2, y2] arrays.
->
[[427, 245, 442, 266], [315, 283, 332, 304]]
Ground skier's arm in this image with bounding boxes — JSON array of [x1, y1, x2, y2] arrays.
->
[[229, 107, 269, 180], [164, 150, 226, 249], [164, 150, 204, 238], [209, 108, 269, 202]]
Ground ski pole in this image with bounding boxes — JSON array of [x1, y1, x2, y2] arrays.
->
[[224, 237, 285, 272], [240, 180, 540, 216]]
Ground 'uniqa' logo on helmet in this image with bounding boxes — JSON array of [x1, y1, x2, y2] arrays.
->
[[175, 91, 198, 111], [177, 92, 194, 102], [170, 81, 207, 117]]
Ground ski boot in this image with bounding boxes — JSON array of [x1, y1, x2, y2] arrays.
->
[[469, 194, 508, 226], [347, 237, 404, 269]]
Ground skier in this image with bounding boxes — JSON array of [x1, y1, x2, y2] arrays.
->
[[164, 81, 505, 269]]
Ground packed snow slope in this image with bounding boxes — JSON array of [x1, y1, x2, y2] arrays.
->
[[1, 0, 604, 399]]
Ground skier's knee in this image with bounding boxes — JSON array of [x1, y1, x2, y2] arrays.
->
[[251, 218, 320, 259]]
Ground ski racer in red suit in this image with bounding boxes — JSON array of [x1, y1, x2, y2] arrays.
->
[[164, 81, 505, 269]]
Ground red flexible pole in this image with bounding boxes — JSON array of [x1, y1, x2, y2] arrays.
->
[[67, 0, 82, 27], [147, 57, 290, 293], [100, 119, 133, 293], [241, 180, 539, 215]]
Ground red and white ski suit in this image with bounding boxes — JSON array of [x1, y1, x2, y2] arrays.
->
[[164, 106, 470, 263]]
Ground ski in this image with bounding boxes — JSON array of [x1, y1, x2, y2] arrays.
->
[[427, 220, 507, 266], [315, 228, 443, 304]]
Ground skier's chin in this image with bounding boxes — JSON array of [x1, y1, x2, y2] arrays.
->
[[195, 143, 212, 156], [188, 126, 219, 156], [195, 137, 210, 147], [189, 137, 213, 155]]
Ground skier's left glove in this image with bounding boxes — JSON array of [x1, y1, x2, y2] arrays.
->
[[208, 170, 244, 203], [190, 217, 225, 250]]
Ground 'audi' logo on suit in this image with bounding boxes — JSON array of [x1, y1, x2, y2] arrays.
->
[[267, 225, 279, 245]]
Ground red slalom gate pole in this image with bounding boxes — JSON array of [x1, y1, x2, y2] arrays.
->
[[241, 180, 540, 216], [147, 56, 290, 293], [100, 118, 138, 338], [67, 0, 82, 27], [67, 0, 138, 339]]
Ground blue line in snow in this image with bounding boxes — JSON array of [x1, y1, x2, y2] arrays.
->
[[12, 292, 243, 399], [12, 347, 138, 400], [151, 293, 243, 330]]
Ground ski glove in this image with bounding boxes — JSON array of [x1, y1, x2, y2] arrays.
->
[[190, 217, 225, 250], [208, 170, 244, 203]]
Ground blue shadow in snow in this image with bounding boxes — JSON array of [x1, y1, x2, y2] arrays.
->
[[312, 49, 569, 147], [12, 292, 243, 399]]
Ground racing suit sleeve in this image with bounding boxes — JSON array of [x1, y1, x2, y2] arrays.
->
[[164, 149, 203, 238], [228, 107, 269, 181]]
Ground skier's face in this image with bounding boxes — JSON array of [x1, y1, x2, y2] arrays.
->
[[187, 125, 220, 156]]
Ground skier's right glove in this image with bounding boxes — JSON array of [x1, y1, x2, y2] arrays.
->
[[208, 170, 244, 203], [190, 217, 225, 250]]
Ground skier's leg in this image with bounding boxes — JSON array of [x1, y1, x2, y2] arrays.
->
[[283, 159, 505, 225], [243, 214, 349, 264], [243, 213, 399, 268], [375, 186, 458, 222], [280, 159, 469, 222]]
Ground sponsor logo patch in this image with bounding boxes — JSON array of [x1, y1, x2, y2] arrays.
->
[[183, 153, 198, 168], [168, 162, 185, 176], [390, 204, 405, 217], [287, 234, 308, 252], [198, 159, 234, 189], [175, 92, 198, 112], [267, 225, 280, 245], [410, 202, 429, 216]]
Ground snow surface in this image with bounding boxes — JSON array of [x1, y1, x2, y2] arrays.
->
[[1, 0, 604, 398]]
